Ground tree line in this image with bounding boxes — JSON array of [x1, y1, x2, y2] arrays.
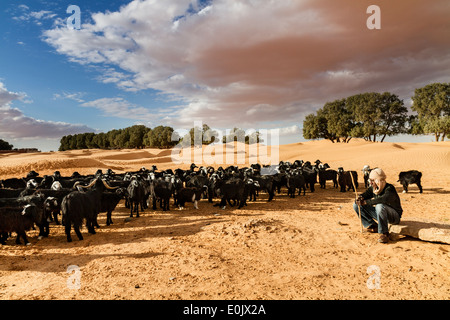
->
[[58, 125, 177, 151], [303, 82, 450, 143], [58, 124, 263, 151]]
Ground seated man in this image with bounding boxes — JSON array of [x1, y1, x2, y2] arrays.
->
[[353, 168, 402, 243]]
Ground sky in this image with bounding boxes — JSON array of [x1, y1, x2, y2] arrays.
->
[[0, 0, 449, 151]]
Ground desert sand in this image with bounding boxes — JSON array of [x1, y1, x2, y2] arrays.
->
[[0, 139, 449, 300]]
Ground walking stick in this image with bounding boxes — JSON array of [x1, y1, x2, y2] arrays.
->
[[350, 172, 364, 233]]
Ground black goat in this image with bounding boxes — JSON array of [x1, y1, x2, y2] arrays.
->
[[150, 177, 173, 211], [362, 165, 372, 188], [1, 178, 27, 189], [300, 166, 317, 193], [249, 175, 275, 201], [245, 178, 260, 202], [127, 177, 146, 217], [398, 170, 423, 193], [44, 197, 60, 225], [318, 164, 338, 189], [61, 178, 117, 242], [175, 186, 207, 209], [214, 176, 247, 209], [337, 168, 358, 192], [98, 188, 127, 226], [0, 204, 42, 245], [287, 172, 306, 197]]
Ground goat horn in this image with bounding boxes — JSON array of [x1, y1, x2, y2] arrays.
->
[[81, 179, 97, 189], [102, 179, 118, 190]]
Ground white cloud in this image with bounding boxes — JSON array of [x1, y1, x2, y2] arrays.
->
[[53, 91, 86, 103], [81, 97, 154, 121], [13, 9, 57, 24], [0, 82, 94, 140], [42, 0, 450, 130], [278, 125, 301, 136]]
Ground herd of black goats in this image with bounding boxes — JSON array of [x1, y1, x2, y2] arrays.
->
[[0, 159, 423, 245]]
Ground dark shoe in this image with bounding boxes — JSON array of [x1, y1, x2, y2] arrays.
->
[[378, 233, 389, 243]]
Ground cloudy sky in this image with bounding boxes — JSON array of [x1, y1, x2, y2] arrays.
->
[[1, 0, 449, 151]]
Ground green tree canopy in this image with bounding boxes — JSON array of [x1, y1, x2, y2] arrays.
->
[[0, 138, 13, 151], [59, 125, 177, 151], [303, 91, 408, 143], [411, 82, 450, 141]]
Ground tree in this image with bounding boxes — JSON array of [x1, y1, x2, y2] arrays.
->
[[143, 128, 153, 147], [322, 99, 354, 143], [377, 92, 408, 142], [347, 93, 380, 141], [302, 112, 335, 142], [180, 124, 219, 146], [222, 128, 246, 144], [411, 83, 450, 141], [107, 129, 121, 149], [0, 138, 13, 150], [128, 125, 149, 149], [303, 92, 409, 143], [84, 132, 97, 149], [115, 129, 130, 149], [59, 135, 69, 151], [93, 132, 109, 149], [68, 135, 77, 150], [76, 134, 87, 149], [145, 126, 177, 148]]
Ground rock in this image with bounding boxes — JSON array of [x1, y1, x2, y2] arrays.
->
[[389, 220, 450, 244], [124, 217, 133, 223]]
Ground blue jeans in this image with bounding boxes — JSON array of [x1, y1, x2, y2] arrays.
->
[[353, 203, 401, 234]]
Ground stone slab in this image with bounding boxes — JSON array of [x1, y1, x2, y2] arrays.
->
[[389, 220, 450, 244]]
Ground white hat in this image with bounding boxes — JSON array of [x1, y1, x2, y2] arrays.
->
[[369, 168, 386, 180]]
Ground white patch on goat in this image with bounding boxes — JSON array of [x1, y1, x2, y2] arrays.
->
[[27, 179, 38, 188], [51, 181, 62, 190], [21, 204, 32, 215], [194, 200, 198, 210]]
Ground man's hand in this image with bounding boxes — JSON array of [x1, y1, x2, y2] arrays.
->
[[355, 196, 366, 206]]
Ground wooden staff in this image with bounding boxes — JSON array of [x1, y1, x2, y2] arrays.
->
[[350, 172, 363, 233]]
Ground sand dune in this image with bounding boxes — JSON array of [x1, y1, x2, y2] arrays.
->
[[0, 139, 449, 300]]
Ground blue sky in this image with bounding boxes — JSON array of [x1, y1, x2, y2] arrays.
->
[[1, 0, 449, 151], [1, 0, 173, 151]]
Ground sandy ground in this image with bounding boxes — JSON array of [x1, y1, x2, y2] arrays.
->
[[0, 139, 449, 300]]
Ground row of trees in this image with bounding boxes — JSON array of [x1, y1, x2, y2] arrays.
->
[[303, 83, 450, 142], [180, 125, 262, 147], [59, 124, 263, 151], [59, 125, 177, 151]]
